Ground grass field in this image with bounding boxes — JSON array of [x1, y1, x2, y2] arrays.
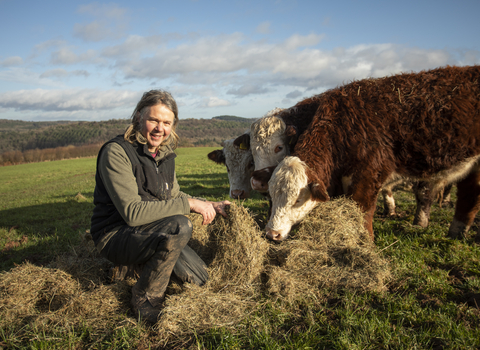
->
[[1, 147, 480, 349]]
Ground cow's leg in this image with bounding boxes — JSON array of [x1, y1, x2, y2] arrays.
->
[[448, 171, 480, 239], [351, 177, 382, 240], [381, 186, 396, 216], [436, 183, 453, 207], [412, 181, 435, 228]]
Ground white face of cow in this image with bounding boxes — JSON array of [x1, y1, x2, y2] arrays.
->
[[266, 156, 319, 241], [250, 110, 288, 192], [222, 139, 255, 199]]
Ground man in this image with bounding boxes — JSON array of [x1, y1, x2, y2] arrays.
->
[[90, 90, 230, 323]]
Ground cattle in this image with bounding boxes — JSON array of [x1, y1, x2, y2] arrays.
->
[[266, 65, 480, 241], [246, 100, 444, 228], [234, 103, 326, 194], [207, 135, 254, 199]]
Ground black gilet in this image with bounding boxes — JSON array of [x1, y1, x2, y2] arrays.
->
[[90, 135, 176, 242]]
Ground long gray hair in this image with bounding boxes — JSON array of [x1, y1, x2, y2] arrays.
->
[[124, 90, 180, 150]]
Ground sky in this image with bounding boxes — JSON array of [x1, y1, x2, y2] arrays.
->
[[0, 0, 479, 122]]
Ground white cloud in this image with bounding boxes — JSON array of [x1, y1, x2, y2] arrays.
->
[[101, 34, 166, 58], [201, 97, 231, 108], [50, 48, 101, 65], [0, 89, 140, 112], [0, 68, 62, 87], [2, 30, 479, 120], [32, 39, 68, 56], [227, 84, 271, 96], [39, 69, 90, 79], [0, 56, 23, 67], [74, 3, 128, 42]]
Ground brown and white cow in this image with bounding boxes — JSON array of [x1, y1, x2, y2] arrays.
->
[[234, 102, 324, 193], [244, 101, 444, 227], [266, 65, 480, 241], [207, 135, 254, 199]]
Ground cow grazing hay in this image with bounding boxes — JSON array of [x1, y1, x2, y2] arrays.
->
[[267, 197, 391, 305]]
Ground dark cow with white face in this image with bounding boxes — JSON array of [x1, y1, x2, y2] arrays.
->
[[208, 135, 254, 199], [266, 65, 480, 241], [242, 103, 443, 228]]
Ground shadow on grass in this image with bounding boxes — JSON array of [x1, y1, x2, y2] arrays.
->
[[0, 199, 94, 272]]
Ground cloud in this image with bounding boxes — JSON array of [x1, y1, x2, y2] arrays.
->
[[2, 30, 479, 120], [50, 48, 101, 65], [77, 3, 127, 20], [0, 89, 140, 112], [0, 56, 23, 67], [200, 97, 231, 108], [285, 90, 302, 99], [227, 84, 271, 96], [39, 69, 90, 79], [101, 34, 167, 58], [109, 32, 470, 93], [32, 39, 68, 56], [74, 3, 128, 42], [0, 68, 62, 87], [256, 21, 271, 35]]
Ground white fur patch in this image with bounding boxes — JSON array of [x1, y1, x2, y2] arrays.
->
[[250, 108, 287, 172], [222, 137, 254, 198], [267, 156, 319, 240]]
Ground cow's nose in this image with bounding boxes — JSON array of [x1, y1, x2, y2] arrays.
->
[[266, 227, 283, 241], [231, 189, 246, 199], [251, 177, 268, 192]]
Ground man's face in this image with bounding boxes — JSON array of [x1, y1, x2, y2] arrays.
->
[[141, 104, 175, 152]]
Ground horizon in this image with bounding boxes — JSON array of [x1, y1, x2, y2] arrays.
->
[[1, 0, 479, 122]]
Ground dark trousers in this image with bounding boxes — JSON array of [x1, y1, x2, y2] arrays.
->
[[100, 215, 208, 307]]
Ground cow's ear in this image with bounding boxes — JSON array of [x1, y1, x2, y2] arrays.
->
[[285, 125, 299, 151], [309, 181, 330, 202], [207, 150, 226, 164], [233, 133, 250, 150]]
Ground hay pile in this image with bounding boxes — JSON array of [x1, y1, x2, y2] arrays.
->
[[0, 241, 131, 333], [267, 199, 391, 305], [157, 204, 270, 339], [0, 198, 390, 343]]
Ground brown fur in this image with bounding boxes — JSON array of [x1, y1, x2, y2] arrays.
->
[[293, 65, 480, 237]]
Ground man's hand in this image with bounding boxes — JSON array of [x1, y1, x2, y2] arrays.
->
[[188, 198, 216, 225], [210, 200, 231, 218], [188, 198, 231, 225]]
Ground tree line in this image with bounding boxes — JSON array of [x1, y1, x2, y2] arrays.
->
[[0, 115, 255, 166]]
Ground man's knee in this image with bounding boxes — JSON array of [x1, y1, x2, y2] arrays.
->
[[171, 215, 193, 240], [156, 215, 192, 250]]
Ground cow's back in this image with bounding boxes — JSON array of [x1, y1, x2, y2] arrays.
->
[[298, 65, 480, 179]]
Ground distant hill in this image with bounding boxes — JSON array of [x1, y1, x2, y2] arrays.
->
[[0, 115, 256, 155]]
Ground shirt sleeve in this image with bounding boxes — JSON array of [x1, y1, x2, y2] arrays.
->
[[98, 142, 191, 227]]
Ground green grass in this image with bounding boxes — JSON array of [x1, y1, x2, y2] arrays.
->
[[1, 148, 479, 349]]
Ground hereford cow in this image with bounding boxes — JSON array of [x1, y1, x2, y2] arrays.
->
[[237, 104, 326, 193], [207, 135, 254, 199], [246, 101, 443, 227], [266, 65, 480, 241]]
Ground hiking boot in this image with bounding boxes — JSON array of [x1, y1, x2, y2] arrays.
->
[[132, 297, 163, 323], [131, 285, 163, 323]]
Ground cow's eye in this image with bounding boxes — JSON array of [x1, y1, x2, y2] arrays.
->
[[249, 160, 255, 168], [274, 145, 283, 153]]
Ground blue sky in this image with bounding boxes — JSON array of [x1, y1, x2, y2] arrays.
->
[[0, 0, 479, 121]]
